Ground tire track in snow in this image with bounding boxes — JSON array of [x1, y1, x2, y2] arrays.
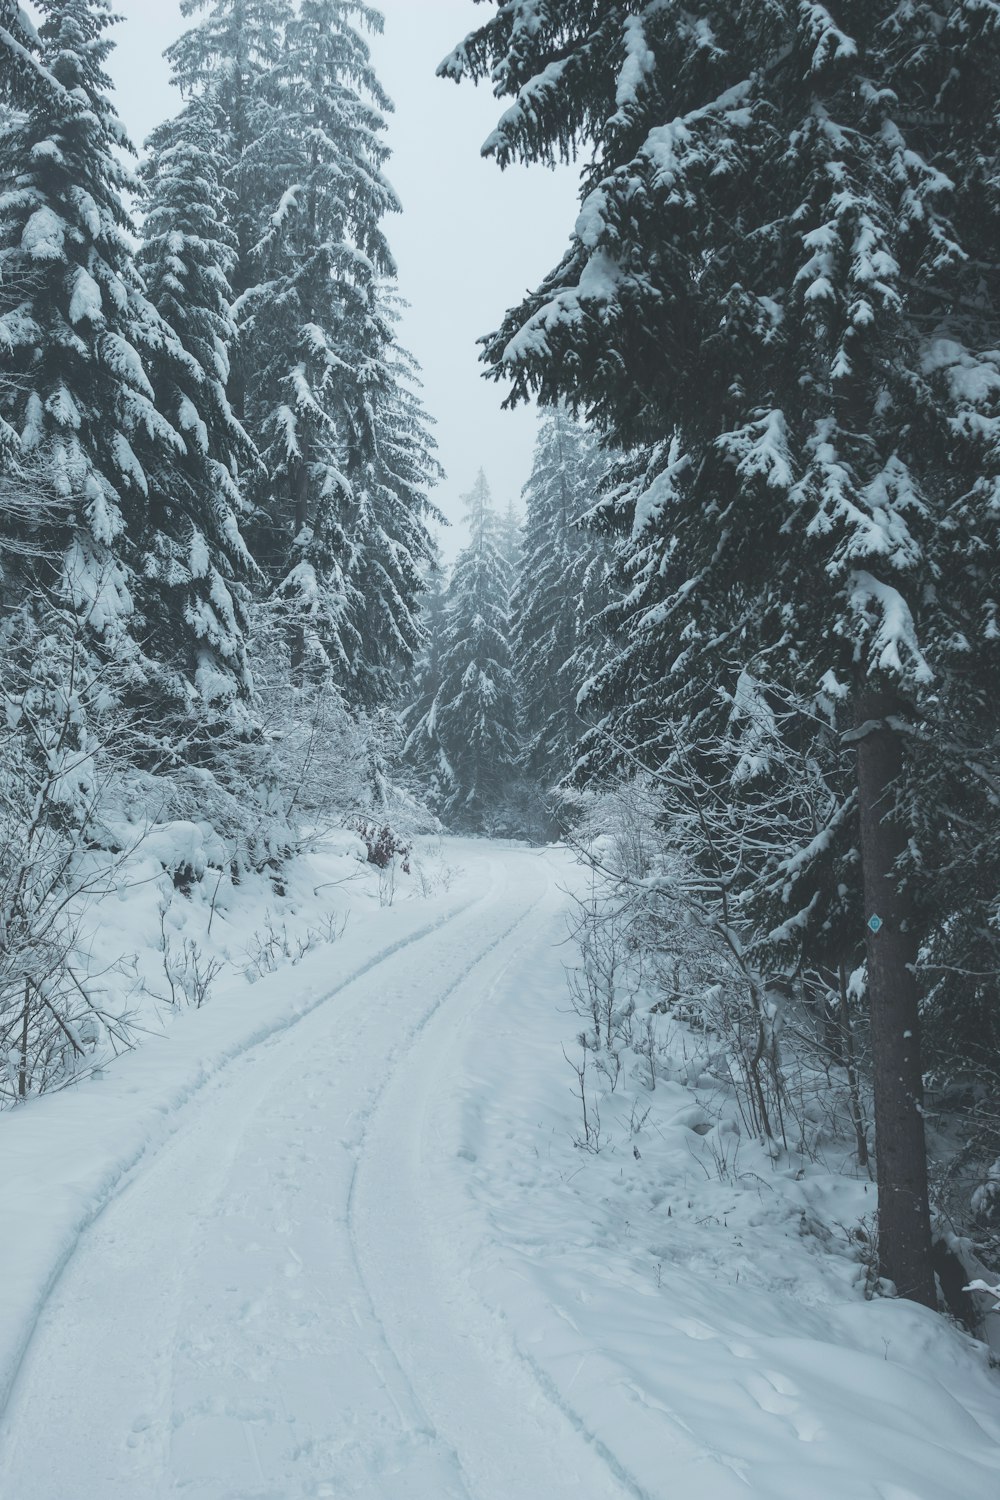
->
[[0, 874, 489, 1430], [351, 850, 645, 1500], [339, 865, 558, 1500], [0, 846, 565, 1498]]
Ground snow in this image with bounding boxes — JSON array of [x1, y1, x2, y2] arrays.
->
[[0, 841, 998, 1497], [100, 332, 155, 399], [718, 409, 794, 491], [923, 338, 1000, 407], [68, 266, 103, 325], [800, 5, 859, 71], [188, 525, 210, 580], [630, 439, 690, 540], [20, 205, 65, 261], [615, 15, 656, 111], [848, 570, 934, 683]]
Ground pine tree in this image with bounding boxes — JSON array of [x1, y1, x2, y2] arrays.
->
[[510, 405, 611, 785], [497, 496, 522, 574], [0, 2, 63, 114], [0, 0, 191, 676], [166, 0, 291, 315], [419, 471, 518, 826], [341, 328, 443, 706], [138, 99, 259, 719], [444, 2, 1000, 1305], [169, 0, 438, 703], [240, 0, 401, 686], [402, 550, 449, 785]]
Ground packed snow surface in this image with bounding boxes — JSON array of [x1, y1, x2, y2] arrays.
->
[[0, 840, 998, 1498]]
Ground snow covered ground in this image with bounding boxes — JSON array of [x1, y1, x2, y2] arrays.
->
[[1, 838, 998, 1499]]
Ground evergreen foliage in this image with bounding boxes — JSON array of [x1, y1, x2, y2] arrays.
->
[[496, 496, 521, 575], [0, 0, 213, 700], [138, 100, 259, 720], [344, 327, 443, 705], [445, 0, 1000, 1302], [168, 0, 439, 702], [416, 471, 518, 826], [0, 1, 62, 116], [510, 405, 611, 785], [166, 0, 291, 312], [401, 551, 449, 787]]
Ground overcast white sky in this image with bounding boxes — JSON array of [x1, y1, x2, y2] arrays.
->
[[99, 0, 580, 558]]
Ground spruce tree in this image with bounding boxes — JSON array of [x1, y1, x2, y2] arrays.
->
[[241, 0, 401, 686], [510, 405, 611, 785], [0, 2, 62, 113], [138, 100, 259, 718], [342, 328, 442, 705], [0, 0, 191, 676], [444, 1, 1000, 1305], [420, 471, 518, 826], [402, 551, 449, 787], [166, 0, 291, 316], [169, 0, 438, 702], [497, 496, 522, 575]]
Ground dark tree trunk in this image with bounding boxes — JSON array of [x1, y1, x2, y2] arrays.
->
[[854, 690, 935, 1308], [290, 462, 310, 680]]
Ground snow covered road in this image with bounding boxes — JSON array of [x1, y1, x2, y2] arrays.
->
[[2, 838, 999, 1500], [0, 843, 628, 1499]]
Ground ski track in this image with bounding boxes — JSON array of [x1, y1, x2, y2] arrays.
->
[[0, 873, 486, 1427], [350, 858, 641, 1500], [0, 843, 634, 1500]]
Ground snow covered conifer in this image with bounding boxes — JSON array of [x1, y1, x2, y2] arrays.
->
[[401, 549, 449, 786], [166, 0, 291, 303], [237, 1, 437, 695], [341, 325, 443, 705], [138, 100, 259, 717], [0, 1, 63, 114], [497, 496, 522, 575], [444, 1, 1000, 1305], [0, 0, 193, 670], [420, 471, 518, 826], [510, 405, 611, 785], [167, 0, 438, 702]]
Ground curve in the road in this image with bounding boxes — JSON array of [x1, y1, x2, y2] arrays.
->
[[0, 844, 634, 1500]]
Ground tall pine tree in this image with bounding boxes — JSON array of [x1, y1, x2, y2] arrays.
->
[[166, 0, 291, 327], [416, 471, 518, 826], [0, 0, 234, 712], [138, 99, 259, 720], [444, 1, 1000, 1305], [402, 549, 449, 787], [168, 0, 439, 703], [510, 405, 611, 785]]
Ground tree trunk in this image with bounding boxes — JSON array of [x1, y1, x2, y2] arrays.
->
[[854, 690, 935, 1308], [18, 978, 30, 1100], [290, 463, 310, 680]]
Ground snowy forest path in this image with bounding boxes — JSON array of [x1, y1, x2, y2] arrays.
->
[[0, 842, 629, 1500]]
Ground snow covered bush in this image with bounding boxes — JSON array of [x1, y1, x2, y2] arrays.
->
[[566, 769, 875, 1165], [0, 597, 141, 1102], [353, 819, 411, 874]]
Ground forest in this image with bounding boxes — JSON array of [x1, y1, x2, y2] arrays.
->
[[1, 3, 1000, 1495]]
